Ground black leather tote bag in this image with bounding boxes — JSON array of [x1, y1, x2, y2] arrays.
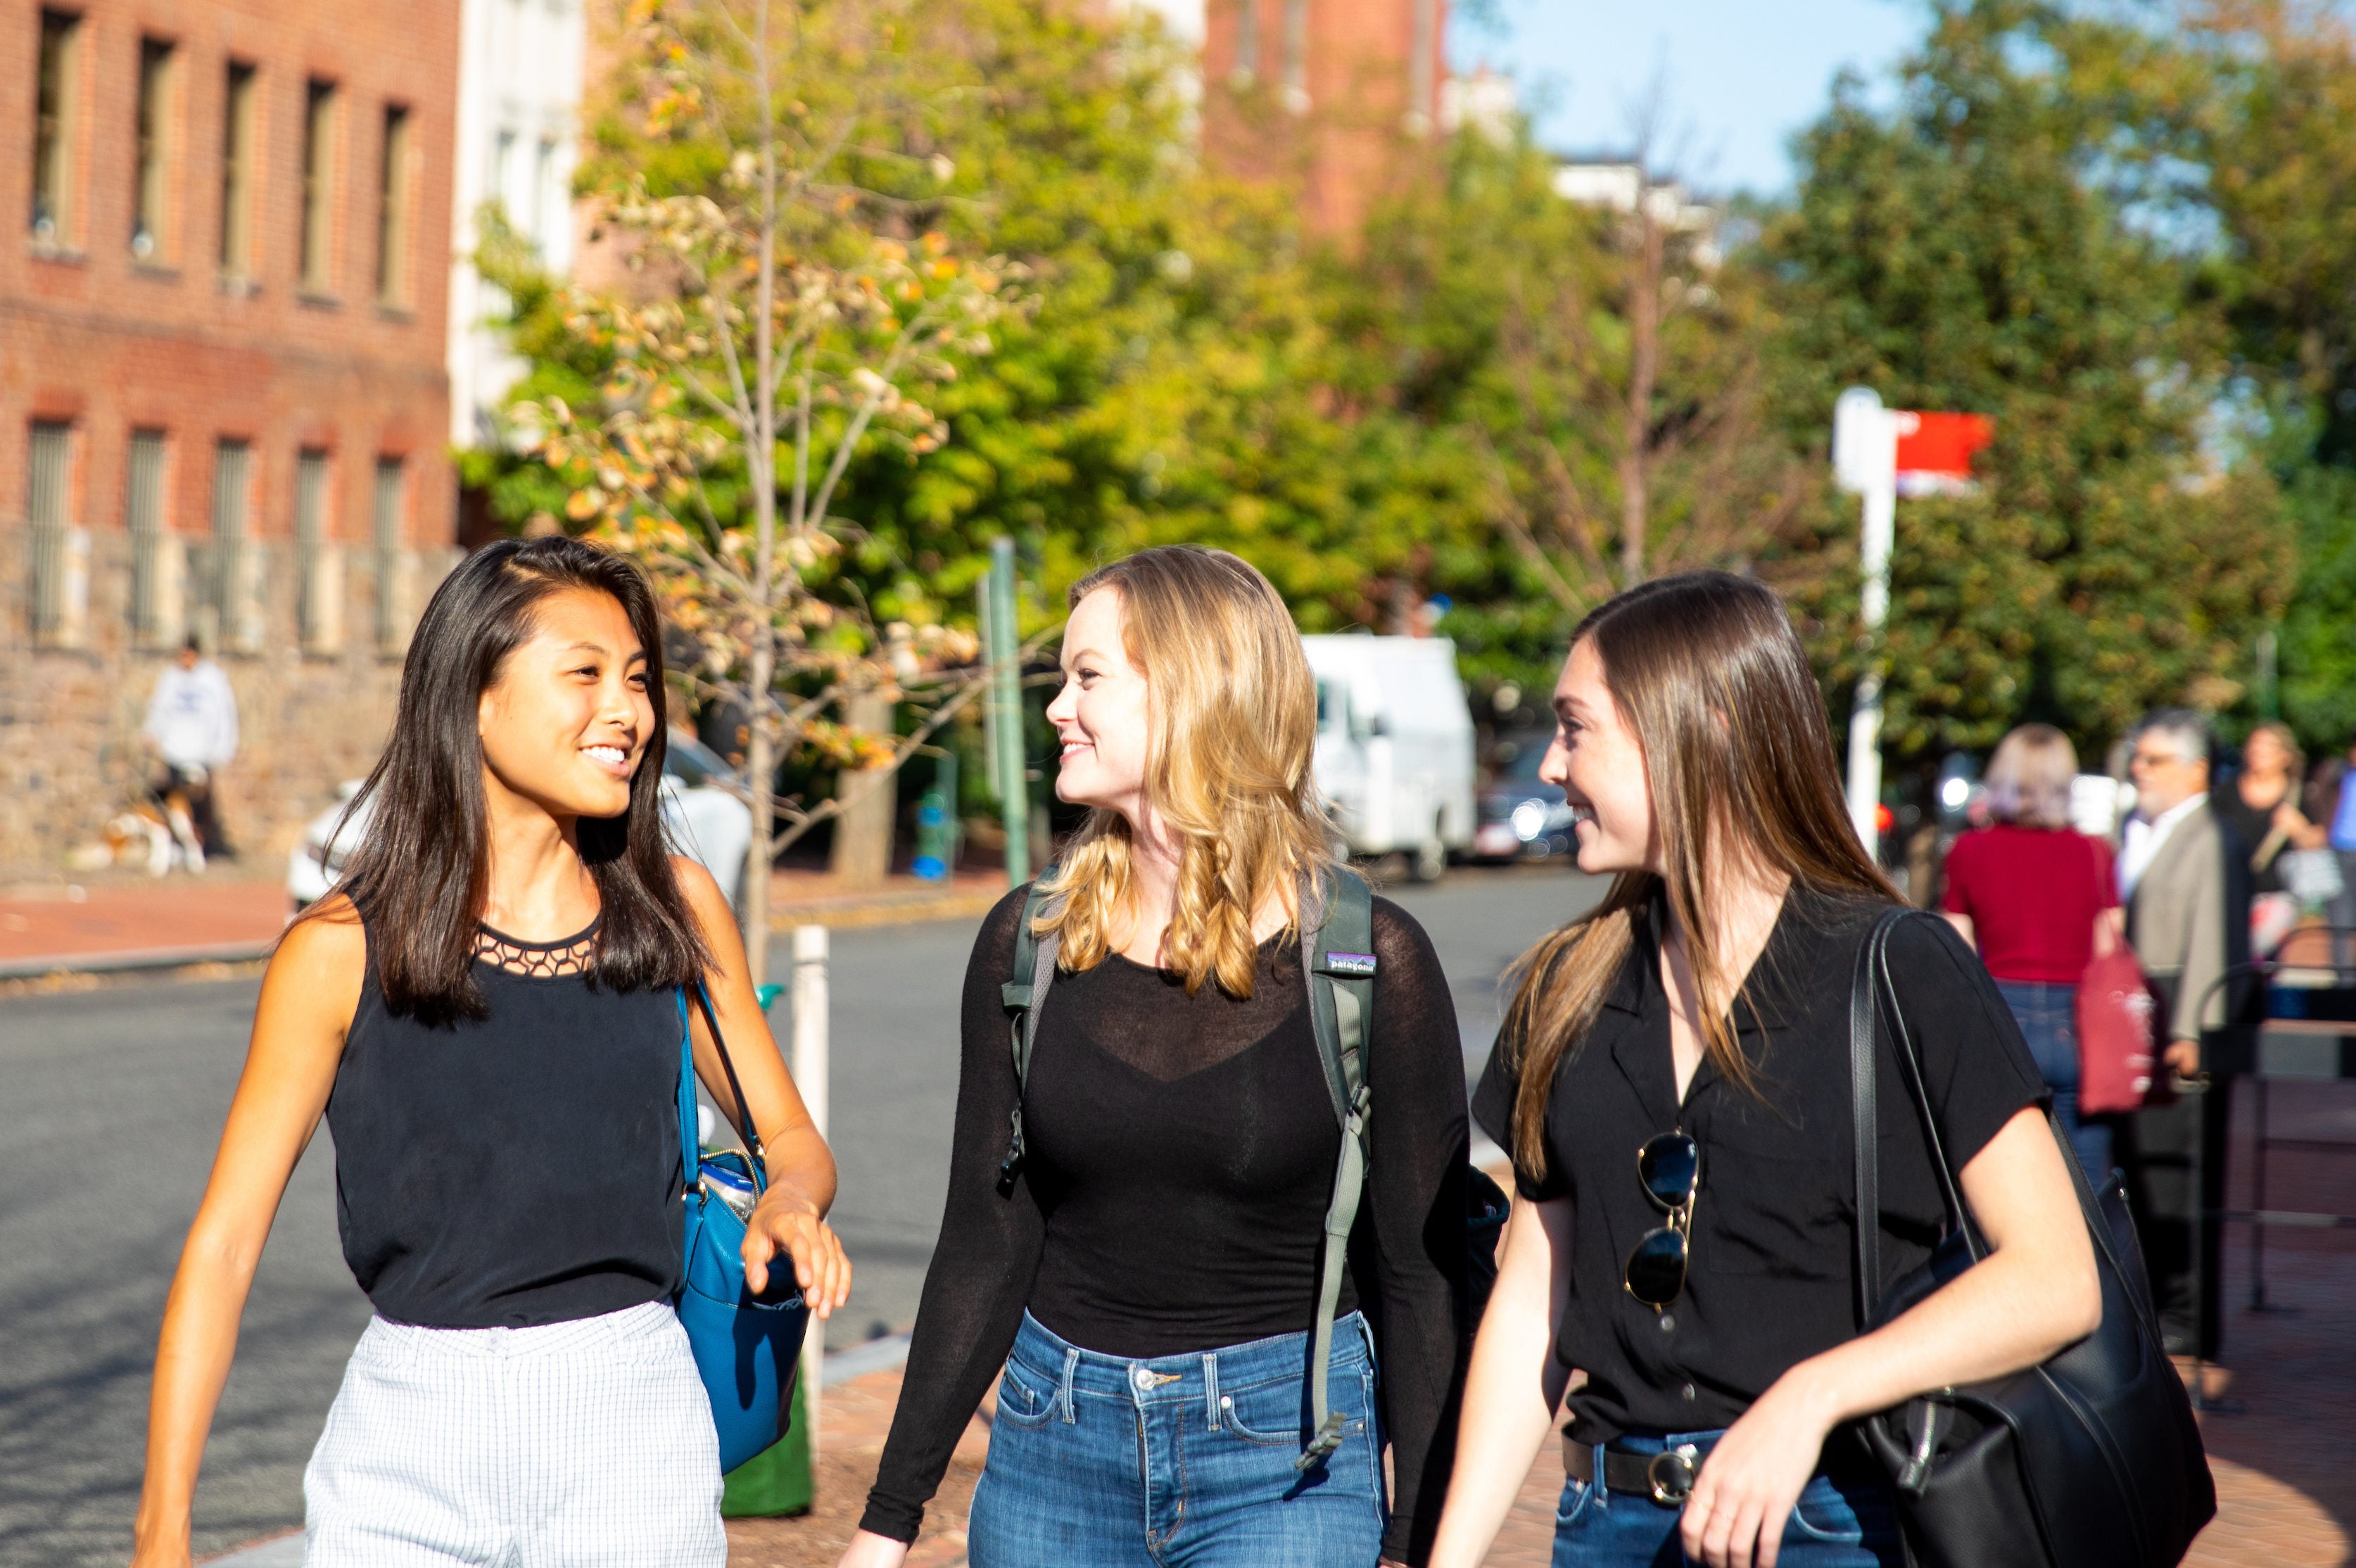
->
[[1847, 909, 2215, 1568]]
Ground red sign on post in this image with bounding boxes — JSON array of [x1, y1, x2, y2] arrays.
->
[[1892, 411, 1994, 495]]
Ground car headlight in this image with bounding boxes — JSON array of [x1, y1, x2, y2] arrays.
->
[[1511, 800, 1548, 841]]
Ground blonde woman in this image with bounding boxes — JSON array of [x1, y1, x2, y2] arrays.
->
[[840, 547, 1470, 1568], [1430, 574, 2098, 1568], [1939, 724, 2124, 1181]]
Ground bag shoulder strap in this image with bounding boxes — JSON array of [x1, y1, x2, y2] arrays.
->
[[681, 980, 766, 1192], [1850, 906, 1983, 1326], [996, 871, 1061, 1194], [1300, 865, 1377, 1471]]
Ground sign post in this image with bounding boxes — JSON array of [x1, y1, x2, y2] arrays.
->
[[1830, 391, 1994, 854], [1832, 388, 1900, 853]]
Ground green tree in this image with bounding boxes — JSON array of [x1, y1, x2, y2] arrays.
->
[[1764, 0, 2292, 765]]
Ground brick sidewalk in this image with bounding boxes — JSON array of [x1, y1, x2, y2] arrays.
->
[[0, 877, 287, 974]]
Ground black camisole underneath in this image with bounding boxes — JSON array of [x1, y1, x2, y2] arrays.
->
[[327, 920, 685, 1329]]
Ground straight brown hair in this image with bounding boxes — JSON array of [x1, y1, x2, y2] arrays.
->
[[1504, 571, 1899, 1184], [303, 536, 710, 1025]]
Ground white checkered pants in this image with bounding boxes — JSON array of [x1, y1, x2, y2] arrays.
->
[[302, 1300, 724, 1568]]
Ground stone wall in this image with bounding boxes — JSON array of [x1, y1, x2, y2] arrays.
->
[[0, 520, 455, 878]]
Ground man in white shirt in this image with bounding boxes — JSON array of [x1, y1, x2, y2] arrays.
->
[[143, 638, 241, 860]]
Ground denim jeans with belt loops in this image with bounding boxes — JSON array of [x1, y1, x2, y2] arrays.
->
[[1994, 978, 2114, 1184], [1550, 1431, 1904, 1568], [966, 1310, 1388, 1568]]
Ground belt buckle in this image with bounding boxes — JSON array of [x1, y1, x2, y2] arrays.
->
[[1647, 1443, 1700, 1506]]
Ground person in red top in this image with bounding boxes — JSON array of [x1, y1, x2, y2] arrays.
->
[[1942, 723, 2123, 1180]]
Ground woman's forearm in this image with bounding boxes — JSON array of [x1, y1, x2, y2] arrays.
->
[[1429, 1197, 1570, 1568], [759, 1123, 838, 1217], [134, 1229, 264, 1550]]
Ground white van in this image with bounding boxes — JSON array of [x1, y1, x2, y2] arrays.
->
[[1301, 635, 1477, 881]]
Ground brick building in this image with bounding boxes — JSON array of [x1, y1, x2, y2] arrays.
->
[[0, 0, 461, 878], [1196, 0, 1448, 238]]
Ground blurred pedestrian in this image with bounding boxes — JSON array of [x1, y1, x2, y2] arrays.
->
[[2310, 740, 2356, 949], [1431, 573, 2096, 1568], [141, 637, 239, 862], [1939, 723, 2122, 1182], [2113, 709, 2251, 1359], [2215, 721, 2322, 953], [842, 546, 1471, 1568], [130, 538, 848, 1568]]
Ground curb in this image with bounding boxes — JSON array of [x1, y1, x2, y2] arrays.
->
[[0, 888, 1009, 986], [0, 937, 277, 982]]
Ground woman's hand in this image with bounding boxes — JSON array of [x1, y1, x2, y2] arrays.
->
[[1678, 1367, 1837, 1568], [743, 1184, 850, 1318], [836, 1528, 913, 1567]]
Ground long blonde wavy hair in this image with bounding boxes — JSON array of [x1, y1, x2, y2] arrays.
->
[[1038, 546, 1334, 997], [1503, 571, 1899, 1184]]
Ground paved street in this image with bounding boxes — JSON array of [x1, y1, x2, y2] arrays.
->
[[0, 865, 1599, 1567]]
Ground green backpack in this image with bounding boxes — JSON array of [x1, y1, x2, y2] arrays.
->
[[995, 864, 1506, 1471]]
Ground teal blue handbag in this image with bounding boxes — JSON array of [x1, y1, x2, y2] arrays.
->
[[673, 983, 810, 1472]]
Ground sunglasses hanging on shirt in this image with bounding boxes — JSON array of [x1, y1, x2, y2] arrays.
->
[[1624, 1130, 1700, 1313]]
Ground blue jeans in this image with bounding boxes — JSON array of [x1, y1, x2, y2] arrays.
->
[[1551, 1432, 1903, 1567], [968, 1310, 1387, 1568], [1994, 980, 2113, 1183]]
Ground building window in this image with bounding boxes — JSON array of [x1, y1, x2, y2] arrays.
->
[[296, 448, 340, 650], [300, 79, 338, 294], [373, 456, 406, 650], [126, 428, 173, 642], [27, 422, 77, 643], [492, 128, 516, 220], [531, 137, 555, 248], [219, 61, 257, 277], [134, 38, 175, 261], [32, 11, 82, 246], [210, 438, 255, 650], [376, 106, 412, 305]]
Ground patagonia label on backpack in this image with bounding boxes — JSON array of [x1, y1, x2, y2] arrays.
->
[[1323, 951, 1378, 977]]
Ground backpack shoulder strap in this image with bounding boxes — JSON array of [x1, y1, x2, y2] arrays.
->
[[996, 871, 1060, 1195], [1298, 864, 1376, 1470]]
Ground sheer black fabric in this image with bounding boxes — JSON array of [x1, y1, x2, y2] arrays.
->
[[862, 886, 1471, 1564]]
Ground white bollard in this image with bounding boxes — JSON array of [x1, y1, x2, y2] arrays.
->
[[791, 924, 830, 1455]]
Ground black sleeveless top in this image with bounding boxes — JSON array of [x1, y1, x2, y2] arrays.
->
[[327, 920, 686, 1328]]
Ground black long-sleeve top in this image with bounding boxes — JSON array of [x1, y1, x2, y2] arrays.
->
[[861, 885, 1471, 1563]]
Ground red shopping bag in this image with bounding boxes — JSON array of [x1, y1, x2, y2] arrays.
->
[[2076, 946, 2162, 1115]]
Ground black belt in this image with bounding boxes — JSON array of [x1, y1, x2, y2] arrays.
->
[[1563, 1434, 1714, 1506]]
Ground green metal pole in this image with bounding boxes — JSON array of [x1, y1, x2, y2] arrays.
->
[[988, 537, 1029, 886]]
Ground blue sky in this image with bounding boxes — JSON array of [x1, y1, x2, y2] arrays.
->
[[1452, 0, 1928, 198]]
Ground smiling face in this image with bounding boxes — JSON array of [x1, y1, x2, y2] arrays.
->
[[476, 587, 652, 822], [1538, 636, 1659, 876], [1046, 586, 1153, 825]]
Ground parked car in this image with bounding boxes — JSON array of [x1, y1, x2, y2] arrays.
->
[[1472, 730, 1579, 862], [1302, 634, 1477, 882], [287, 730, 754, 911]]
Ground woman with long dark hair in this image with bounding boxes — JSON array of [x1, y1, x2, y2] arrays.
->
[[131, 537, 849, 1568], [839, 546, 1470, 1568], [1429, 573, 2099, 1568]]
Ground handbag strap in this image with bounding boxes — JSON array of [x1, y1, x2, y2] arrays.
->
[[1849, 906, 1984, 1324], [686, 979, 768, 1187]]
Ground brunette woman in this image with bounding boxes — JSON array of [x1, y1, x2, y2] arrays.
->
[[839, 546, 1470, 1568], [131, 537, 850, 1568], [1429, 573, 2099, 1568]]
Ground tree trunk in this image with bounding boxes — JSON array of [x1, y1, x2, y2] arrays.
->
[[828, 686, 897, 887], [1619, 201, 1663, 590], [740, 685, 774, 990]]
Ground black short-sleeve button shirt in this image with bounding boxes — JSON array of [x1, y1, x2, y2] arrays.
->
[[1470, 889, 2047, 1445]]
